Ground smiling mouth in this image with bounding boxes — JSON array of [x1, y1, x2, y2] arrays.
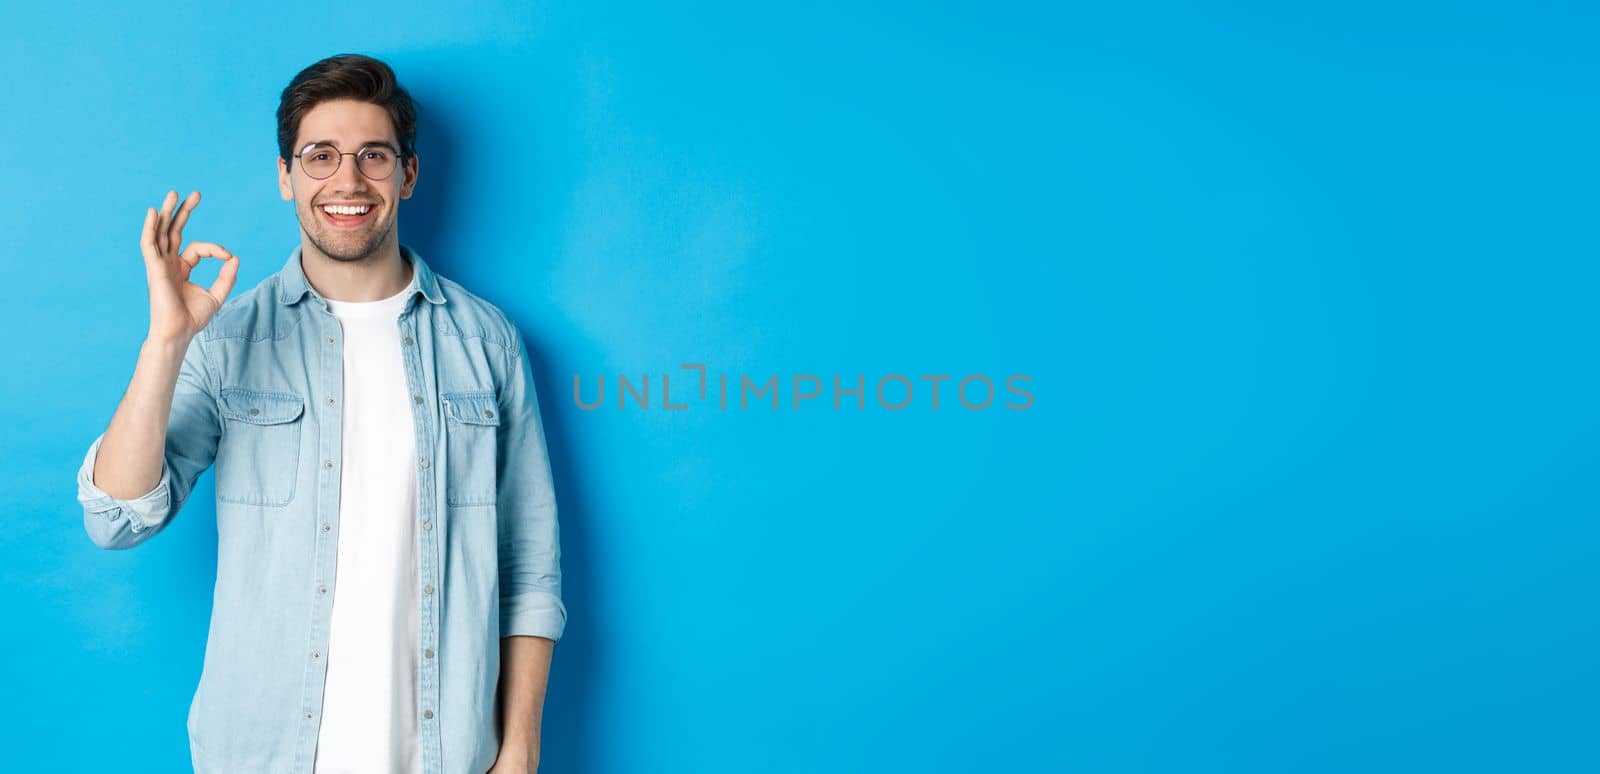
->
[[318, 203, 377, 228]]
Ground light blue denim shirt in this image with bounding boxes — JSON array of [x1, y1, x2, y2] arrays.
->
[[75, 244, 566, 773]]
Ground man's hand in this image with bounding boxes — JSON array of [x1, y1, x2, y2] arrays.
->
[[143, 189, 240, 343], [487, 743, 538, 773]]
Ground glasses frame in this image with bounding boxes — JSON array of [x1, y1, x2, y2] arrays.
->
[[292, 141, 410, 181]]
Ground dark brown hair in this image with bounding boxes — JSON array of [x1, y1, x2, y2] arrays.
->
[[276, 53, 420, 170]]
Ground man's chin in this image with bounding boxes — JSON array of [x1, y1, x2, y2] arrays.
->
[[312, 234, 381, 262], [304, 221, 385, 261]]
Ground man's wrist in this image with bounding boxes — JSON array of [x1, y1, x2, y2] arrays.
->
[[141, 335, 190, 362], [496, 742, 535, 763]]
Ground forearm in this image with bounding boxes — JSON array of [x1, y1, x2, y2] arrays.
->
[[498, 634, 555, 755], [92, 336, 190, 499]]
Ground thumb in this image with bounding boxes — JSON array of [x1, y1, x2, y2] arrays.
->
[[207, 254, 241, 310]]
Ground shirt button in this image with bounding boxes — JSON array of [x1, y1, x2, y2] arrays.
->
[[423, 584, 434, 595], [423, 710, 433, 719], [404, 336, 414, 346], [421, 520, 432, 530], [414, 395, 423, 404], [419, 458, 430, 469], [484, 409, 494, 418], [321, 523, 331, 533], [324, 460, 333, 469], [249, 408, 260, 416], [305, 711, 313, 719], [326, 397, 335, 405], [318, 585, 327, 594], [326, 337, 335, 345], [424, 648, 435, 659], [311, 651, 320, 659]]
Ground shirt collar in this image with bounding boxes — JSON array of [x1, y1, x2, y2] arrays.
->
[[276, 243, 445, 307]]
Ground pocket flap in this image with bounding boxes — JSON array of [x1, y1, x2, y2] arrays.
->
[[220, 388, 306, 425], [443, 391, 501, 426]]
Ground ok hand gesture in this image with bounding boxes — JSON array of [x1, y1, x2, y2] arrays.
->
[[142, 189, 241, 343]]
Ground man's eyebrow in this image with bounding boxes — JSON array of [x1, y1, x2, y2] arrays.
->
[[301, 138, 401, 151]]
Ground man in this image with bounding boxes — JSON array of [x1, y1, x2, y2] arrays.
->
[[74, 53, 565, 774]]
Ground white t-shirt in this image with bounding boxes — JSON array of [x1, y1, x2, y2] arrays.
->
[[313, 269, 421, 774]]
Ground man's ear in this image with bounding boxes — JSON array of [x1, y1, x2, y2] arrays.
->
[[278, 156, 293, 201], [400, 153, 419, 200]]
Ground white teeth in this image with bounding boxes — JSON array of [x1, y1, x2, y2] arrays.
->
[[321, 204, 372, 216]]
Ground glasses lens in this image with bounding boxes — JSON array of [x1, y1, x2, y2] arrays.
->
[[300, 144, 339, 179], [356, 146, 398, 180]]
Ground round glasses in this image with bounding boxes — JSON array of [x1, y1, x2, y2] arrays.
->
[[293, 142, 408, 180]]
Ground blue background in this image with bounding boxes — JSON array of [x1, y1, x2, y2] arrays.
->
[[4, 1, 1596, 771]]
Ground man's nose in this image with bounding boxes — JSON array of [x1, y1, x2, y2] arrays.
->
[[329, 152, 369, 192]]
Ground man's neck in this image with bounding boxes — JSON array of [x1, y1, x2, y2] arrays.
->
[[299, 240, 413, 302]]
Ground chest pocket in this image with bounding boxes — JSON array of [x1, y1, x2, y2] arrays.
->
[[441, 391, 501, 507], [216, 388, 305, 507]]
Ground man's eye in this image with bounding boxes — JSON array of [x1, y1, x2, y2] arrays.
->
[[312, 152, 332, 161]]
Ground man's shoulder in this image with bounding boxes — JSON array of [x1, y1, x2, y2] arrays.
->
[[434, 275, 521, 355]]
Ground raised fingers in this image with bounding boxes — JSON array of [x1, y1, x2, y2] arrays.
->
[[155, 190, 179, 255], [167, 190, 200, 253]]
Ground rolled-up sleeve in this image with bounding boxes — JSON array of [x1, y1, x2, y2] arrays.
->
[[78, 334, 221, 550], [495, 327, 567, 642]]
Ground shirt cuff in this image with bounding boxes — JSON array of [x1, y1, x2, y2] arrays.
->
[[77, 433, 173, 539], [501, 590, 567, 642]]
